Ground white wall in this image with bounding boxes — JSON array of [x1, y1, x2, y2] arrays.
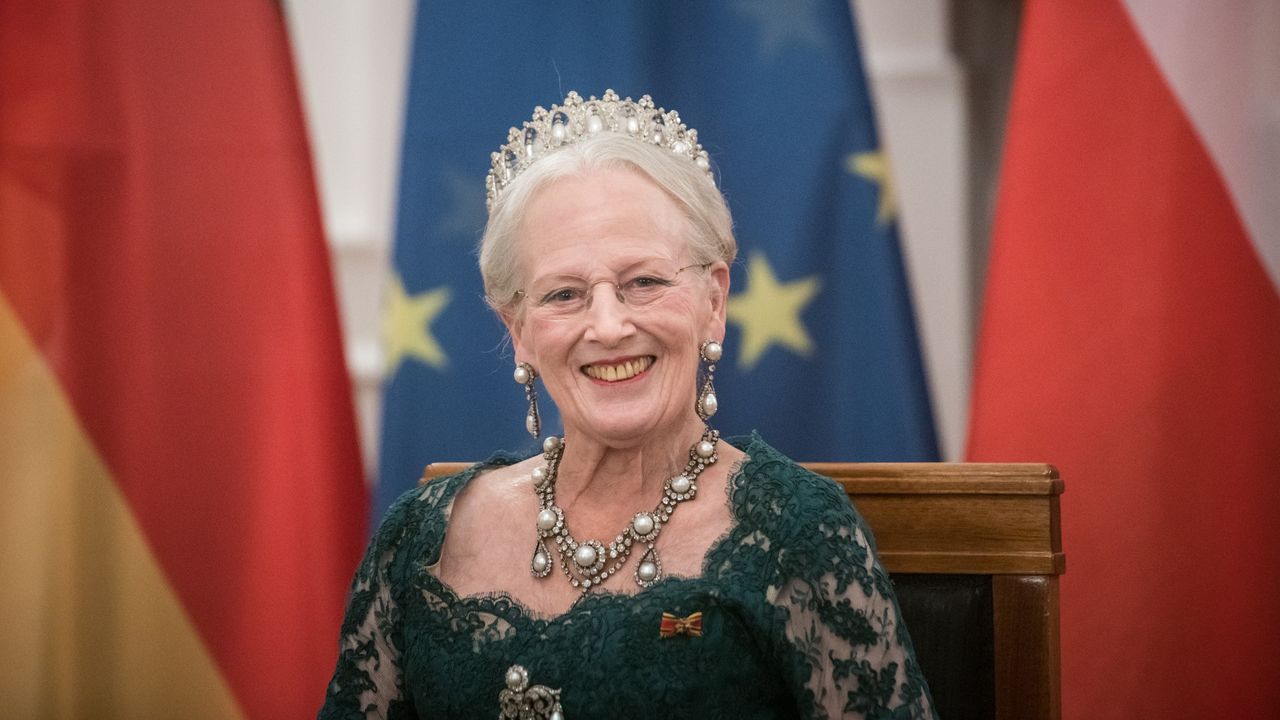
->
[[283, 0, 974, 468], [856, 0, 972, 458], [283, 0, 414, 477]]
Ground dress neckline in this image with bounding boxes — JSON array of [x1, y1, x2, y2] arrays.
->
[[416, 434, 766, 626]]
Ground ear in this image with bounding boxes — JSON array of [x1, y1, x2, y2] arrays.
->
[[704, 260, 731, 340], [499, 307, 529, 365]]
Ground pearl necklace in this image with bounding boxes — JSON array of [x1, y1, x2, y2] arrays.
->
[[530, 427, 720, 593]]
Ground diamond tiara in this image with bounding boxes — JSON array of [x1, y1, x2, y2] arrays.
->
[[485, 89, 714, 209]]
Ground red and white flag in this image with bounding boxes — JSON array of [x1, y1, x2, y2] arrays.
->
[[969, 0, 1280, 717]]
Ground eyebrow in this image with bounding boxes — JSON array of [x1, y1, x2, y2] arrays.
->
[[527, 258, 678, 285]]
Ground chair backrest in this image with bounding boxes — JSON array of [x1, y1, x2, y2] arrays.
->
[[421, 461, 1064, 720], [808, 462, 1064, 720]]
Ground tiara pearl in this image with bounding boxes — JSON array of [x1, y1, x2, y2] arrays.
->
[[485, 89, 714, 209]]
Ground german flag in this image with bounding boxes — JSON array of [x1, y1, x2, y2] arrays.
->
[[0, 2, 367, 717]]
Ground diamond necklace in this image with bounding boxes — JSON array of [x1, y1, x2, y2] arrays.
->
[[529, 427, 720, 593]]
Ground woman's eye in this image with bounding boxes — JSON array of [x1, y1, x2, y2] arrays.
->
[[630, 276, 672, 289], [542, 288, 581, 304]]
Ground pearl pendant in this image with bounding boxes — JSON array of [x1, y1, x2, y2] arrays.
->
[[531, 538, 553, 578], [635, 546, 662, 587], [700, 391, 718, 417], [526, 413, 538, 437], [632, 513, 655, 536], [574, 544, 597, 568]]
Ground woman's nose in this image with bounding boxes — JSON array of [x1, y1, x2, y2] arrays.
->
[[583, 282, 634, 345], [584, 278, 625, 306]]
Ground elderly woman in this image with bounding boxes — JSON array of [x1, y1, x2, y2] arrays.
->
[[320, 91, 934, 720]]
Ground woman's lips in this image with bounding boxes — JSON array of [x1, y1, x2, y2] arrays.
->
[[582, 356, 655, 382]]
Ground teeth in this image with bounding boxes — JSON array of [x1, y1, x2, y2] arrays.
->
[[586, 356, 653, 382]]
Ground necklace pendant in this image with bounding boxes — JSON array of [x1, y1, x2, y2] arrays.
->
[[570, 539, 607, 588], [634, 545, 663, 588], [530, 537, 553, 578], [629, 511, 659, 542]]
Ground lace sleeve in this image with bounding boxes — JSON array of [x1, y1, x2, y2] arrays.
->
[[318, 489, 421, 720], [769, 472, 935, 719]]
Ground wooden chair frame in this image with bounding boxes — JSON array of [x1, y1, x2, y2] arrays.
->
[[811, 462, 1064, 720], [423, 461, 1064, 720]]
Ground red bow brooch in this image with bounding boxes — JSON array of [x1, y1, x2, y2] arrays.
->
[[659, 611, 703, 638]]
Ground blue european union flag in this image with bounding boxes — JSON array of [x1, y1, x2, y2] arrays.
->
[[377, 0, 939, 517]]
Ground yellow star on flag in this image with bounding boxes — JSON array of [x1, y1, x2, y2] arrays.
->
[[846, 150, 897, 225], [382, 272, 451, 372], [726, 252, 821, 371]]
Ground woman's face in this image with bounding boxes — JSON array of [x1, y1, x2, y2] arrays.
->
[[505, 166, 729, 446]]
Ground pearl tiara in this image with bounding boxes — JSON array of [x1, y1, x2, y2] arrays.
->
[[485, 89, 714, 209]]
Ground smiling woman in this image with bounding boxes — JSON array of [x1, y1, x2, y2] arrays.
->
[[318, 90, 937, 720], [502, 166, 728, 447]]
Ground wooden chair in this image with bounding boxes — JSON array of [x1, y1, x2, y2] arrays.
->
[[809, 462, 1064, 720], [422, 461, 1064, 720]]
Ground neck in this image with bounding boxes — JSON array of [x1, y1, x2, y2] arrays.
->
[[553, 416, 708, 509]]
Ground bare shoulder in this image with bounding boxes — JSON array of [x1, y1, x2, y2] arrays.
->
[[448, 455, 541, 527], [437, 455, 540, 576], [715, 441, 746, 472]]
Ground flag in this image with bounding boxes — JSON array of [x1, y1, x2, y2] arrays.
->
[[0, 1, 367, 718], [378, 0, 938, 516], [967, 1, 1280, 717]]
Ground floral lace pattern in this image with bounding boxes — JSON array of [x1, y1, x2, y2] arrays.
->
[[319, 435, 935, 719]]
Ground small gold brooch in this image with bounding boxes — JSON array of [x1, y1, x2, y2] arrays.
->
[[659, 611, 703, 638]]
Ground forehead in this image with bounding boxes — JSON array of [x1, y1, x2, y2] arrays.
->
[[516, 167, 689, 277]]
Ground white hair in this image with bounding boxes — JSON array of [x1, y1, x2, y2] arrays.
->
[[478, 133, 737, 312]]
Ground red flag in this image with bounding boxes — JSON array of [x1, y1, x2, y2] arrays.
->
[[968, 1, 1280, 717], [0, 1, 367, 717]]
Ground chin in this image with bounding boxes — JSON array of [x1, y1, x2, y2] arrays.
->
[[575, 417, 658, 446], [572, 404, 695, 447]]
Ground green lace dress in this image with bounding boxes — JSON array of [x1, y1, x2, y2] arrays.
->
[[319, 435, 935, 719]]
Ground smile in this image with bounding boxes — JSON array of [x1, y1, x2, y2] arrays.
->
[[583, 356, 654, 382]]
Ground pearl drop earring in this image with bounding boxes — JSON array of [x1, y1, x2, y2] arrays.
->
[[696, 340, 722, 420], [514, 362, 540, 438]]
